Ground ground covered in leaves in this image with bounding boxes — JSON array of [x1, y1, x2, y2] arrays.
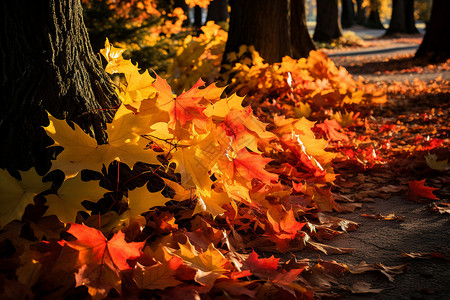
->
[[0, 35, 449, 299]]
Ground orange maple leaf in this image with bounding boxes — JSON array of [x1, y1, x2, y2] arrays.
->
[[221, 148, 278, 185], [408, 179, 439, 203], [154, 74, 207, 130], [315, 119, 349, 142], [265, 207, 305, 252]]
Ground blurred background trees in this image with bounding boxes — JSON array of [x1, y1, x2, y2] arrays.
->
[[78, 0, 443, 83]]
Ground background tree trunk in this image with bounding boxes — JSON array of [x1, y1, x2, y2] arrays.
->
[[193, 5, 203, 27], [313, 0, 343, 43], [341, 0, 356, 29], [415, 0, 450, 61], [356, 0, 367, 25], [206, 0, 229, 24], [385, 0, 418, 36], [223, 0, 315, 65], [0, 0, 119, 173], [291, 0, 316, 58], [366, 0, 384, 29]]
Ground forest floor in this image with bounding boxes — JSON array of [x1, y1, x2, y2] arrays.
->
[[298, 37, 450, 299]]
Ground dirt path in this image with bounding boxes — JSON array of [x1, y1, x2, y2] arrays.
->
[[295, 44, 450, 299]]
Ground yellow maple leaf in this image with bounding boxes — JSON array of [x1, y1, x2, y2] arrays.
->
[[0, 168, 51, 227], [127, 186, 170, 219], [45, 110, 160, 178], [425, 153, 450, 171], [174, 239, 231, 286], [101, 39, 157, 106], [170, 133, 222, 194], [44, 174, 107, 223], [194, 189, 231, 217]]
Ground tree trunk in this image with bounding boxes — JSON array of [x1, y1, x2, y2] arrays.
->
[[206, 0, 229, 24], [415, 0, 450, 61], [341, 0, 356, 29], [366, 0, 384, 29], [193, 5, 203, 27], [291, 0, 316, 58], [0, 0, 119, 173], [355, 0, 367, 25], [385, 0, 418, 36], [313, 0, 343, 43], [223, 0, 315, 65]]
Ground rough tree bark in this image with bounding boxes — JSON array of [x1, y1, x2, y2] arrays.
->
[[313, 0, 343, 43], [222, 0, 315, 65], [366, 0, 384, 29], [415, 0, 450, 61], [0, 0, 119, 173], [341, 0, 356, 29], [385, 0, 418, 36], [206, 0, 229, 24]]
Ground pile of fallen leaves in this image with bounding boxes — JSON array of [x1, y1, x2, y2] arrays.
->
[[1, 39, 448, 299]]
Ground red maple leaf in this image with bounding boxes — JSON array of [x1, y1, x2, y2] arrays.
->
[[241, 250, 279, 276], [408, 179, 439, 203], [60, 223, 145, 271]]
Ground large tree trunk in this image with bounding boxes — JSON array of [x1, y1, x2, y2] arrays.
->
[[415, 0, 450, 61], [385, 0, 418, 36], [341, 0, 356, 29], [313, 0, 343, 43], [206, 0, 229, 24], [0, 0, 119, 173], [366, 0, 384, 29], [223, 0, 315, 65]]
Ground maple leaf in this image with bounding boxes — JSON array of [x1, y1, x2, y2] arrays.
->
[[194, 189, 231, 217], [127, 186, 170, 219], [408, 179, 439, 203], [274, 116, 336, 170], [154, 74, 208, 130], [271, 268, 308, 296], [219, 106, 274, 153], [316, 119, 349, 142], [101, 39, 156, 106], [75, 263, 121, 299], [57, 223, 144, 298], [61, 223, 144, 270], [45, 110, 160, 178], [44, 174, 108, 223], [133, 257, 183, 290], [241, 250, 279, 277], [174, 239, 232, 287], [170, 133, 222, 194], [0, 168, 51, 227], [220, 148, 278, 186], [265, 207, 305, 252], [425, 153, 449, 171]]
